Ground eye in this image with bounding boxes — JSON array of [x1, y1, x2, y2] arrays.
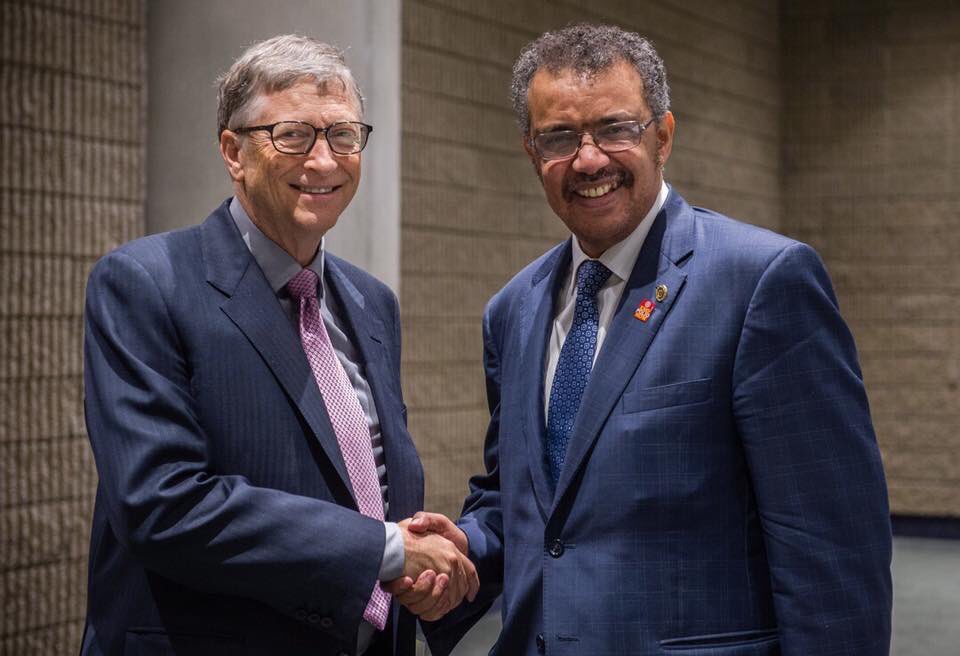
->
[[276, 127, 309, 140], [599, 122, 639, 140], [538, 131, 578, 148], [330, 126, 359, 141]]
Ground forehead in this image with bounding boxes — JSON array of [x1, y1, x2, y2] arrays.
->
[[526, 60, 649, 130], [250, 80, 360, 123]]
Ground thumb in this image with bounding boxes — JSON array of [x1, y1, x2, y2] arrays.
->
[[408, 511, 440, 533], [383, 575, 415, 595]]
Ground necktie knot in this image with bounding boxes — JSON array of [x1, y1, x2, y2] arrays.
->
[[576, 260, 612, 299], [287, 268, 319, 300]]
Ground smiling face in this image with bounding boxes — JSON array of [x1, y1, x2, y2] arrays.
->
[[220, 80, 361, 265], [524, 60, 674, 257]]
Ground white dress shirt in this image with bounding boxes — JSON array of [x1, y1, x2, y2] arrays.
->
[[544, 180, 669, 417]]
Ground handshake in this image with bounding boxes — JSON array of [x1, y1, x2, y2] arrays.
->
[[384, 512, 479, 621]]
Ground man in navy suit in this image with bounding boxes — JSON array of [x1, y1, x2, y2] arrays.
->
[[81, 35, 475, 655], [413, 23, 892, 655]]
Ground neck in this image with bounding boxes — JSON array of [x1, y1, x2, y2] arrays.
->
[[236, 195, 322, 267]]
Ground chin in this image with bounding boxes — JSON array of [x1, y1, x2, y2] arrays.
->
[[294, 211, 339, 232]]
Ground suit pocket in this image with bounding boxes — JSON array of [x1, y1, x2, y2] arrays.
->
[[125, 628, 243, 655], [622, 377, 712, 414], [660, 628, 779, 654]]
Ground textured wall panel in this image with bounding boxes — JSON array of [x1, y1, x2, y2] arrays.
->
[[0, 0, 146, 651], [401, 0, 781, 517], [782, 0, 959, 517]]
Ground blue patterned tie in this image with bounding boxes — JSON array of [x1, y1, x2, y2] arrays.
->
[[546, 259, 612, 488]]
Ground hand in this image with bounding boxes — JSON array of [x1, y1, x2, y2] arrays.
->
[[406, 512, 469, 556], [397, 512, 474, 620], [383, 516, 478, 621]]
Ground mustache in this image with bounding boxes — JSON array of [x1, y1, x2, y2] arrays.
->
[[566, 168, 633, 188]]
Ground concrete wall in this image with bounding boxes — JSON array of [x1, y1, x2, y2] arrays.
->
[[0, 1, 146, 651], [782, 0, 960, 517], [400, 0, 782, 516], [146, 0, 402, 289]]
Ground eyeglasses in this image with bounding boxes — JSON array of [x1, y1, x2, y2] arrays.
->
[[233, 120, 373, 155], [531, 118, 656, 161]]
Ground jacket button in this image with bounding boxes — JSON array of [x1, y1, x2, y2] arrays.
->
[[536, 633, 545, 653], [548, 539, 564, 558], [319, 616, 334, 629], [307, 612, 321, 624]]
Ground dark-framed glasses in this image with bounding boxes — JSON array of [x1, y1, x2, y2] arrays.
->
[[234, 120, 373, 155], [532, 118, 656, 161]]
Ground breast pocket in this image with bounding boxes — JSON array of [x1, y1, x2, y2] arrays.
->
[[622, 377, 712, 414]]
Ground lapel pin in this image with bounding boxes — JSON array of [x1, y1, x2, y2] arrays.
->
[[655, 284, 668, 303], [633, 299, 655, 322]]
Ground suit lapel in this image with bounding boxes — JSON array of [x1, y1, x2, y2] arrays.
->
[[323, 257, 419, 520], [201, 205, 354, 495], [552, 193, 696, 511], [519, 243, 571, 520]]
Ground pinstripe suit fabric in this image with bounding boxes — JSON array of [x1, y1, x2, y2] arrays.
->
[[81, 200, 423, 655]]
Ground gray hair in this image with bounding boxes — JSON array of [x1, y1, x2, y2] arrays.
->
[[509, 23, 670, 136], [216, 34, 363, 136]]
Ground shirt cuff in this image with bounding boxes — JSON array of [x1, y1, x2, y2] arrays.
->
[[379, 521, 404, 581]]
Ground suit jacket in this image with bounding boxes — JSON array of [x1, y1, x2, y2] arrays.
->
[[427, 191, 892, 656], [81, 200, 423, 655]]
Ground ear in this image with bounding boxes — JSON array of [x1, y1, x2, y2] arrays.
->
[[219, 130, 245, 183], [655, 111, 675, 169]]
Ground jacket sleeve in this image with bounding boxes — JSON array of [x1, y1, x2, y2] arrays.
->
[[422, 297, 507, 655], [83, 250, 385, 643], [732, 242, 892, 655]]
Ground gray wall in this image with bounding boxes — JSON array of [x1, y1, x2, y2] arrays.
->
[[146, 0, 401, 289], [781, 0, 960, 517], [1, 1, 146, 651]]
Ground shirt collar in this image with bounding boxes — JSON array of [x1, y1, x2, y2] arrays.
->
[[229, 196, 325, 296], [570, 179, 669, 283]]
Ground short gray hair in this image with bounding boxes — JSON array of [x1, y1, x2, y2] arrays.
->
[[510, 23, 670, 136], [216, 34, 363, 136]]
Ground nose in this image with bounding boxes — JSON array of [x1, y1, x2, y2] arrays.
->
[[571, 135, 609, 174], [303, 136, 339, 173]]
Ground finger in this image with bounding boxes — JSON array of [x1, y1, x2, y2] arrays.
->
[[396, 570, 436, 606], [411, 514, 469, 556], [409, 511, 449, 533], [406, 512, 434, 533], [382, 575, 414, 595], [426, 569, 469, 621], [465, 560, 480, 602], [396, 570, 432, 601], [406, 572, 448, 616]]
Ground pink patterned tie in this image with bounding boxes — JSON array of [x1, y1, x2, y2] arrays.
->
[[287, 268, 391, 630]]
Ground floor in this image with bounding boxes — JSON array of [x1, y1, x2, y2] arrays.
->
[[418, 536, 960, 655]]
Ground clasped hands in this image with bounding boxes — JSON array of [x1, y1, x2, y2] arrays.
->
[[383, 512, 478, 621]]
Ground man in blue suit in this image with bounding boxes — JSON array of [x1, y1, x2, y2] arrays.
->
[[414, 24, 892, 655], [81, 35, 475, 655]]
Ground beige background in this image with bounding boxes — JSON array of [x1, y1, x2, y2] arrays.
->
[[1, 0, 957, 651]]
